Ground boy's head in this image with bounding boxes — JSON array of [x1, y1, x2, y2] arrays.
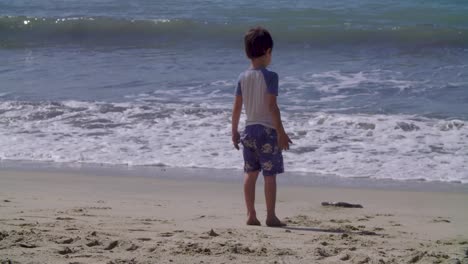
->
[[244, 27, 273, 64]]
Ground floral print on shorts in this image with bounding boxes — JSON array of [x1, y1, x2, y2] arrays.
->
[[240, 124, 284, 176]]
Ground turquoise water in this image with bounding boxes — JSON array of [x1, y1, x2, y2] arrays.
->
[[2, 1, 468, 48], [0, 0, 467, 183]]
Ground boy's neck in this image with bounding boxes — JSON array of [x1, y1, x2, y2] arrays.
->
[[250, 57, 268, 69]]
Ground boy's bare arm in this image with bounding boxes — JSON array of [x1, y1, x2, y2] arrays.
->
[[267, 94, 292, 150], [231, 95, 243, 150]]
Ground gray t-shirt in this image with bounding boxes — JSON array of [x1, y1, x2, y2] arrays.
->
[[235, 67, 279, 129]]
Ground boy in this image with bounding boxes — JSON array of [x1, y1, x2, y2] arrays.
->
[[231, 27, 292, 227]]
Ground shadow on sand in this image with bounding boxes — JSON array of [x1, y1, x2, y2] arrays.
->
[[281, 226, 380, 236]]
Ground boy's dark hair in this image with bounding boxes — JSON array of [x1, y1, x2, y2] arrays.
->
[[244, 27, 273, 59]]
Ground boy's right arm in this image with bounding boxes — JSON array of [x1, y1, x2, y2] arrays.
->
[[267, 94, 292, 150], [231, 95, 243, 150]]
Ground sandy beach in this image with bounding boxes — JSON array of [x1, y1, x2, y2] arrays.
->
[[0, 168, 467, 264]]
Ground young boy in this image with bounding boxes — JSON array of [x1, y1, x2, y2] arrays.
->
[[231, 27, 292, 227]]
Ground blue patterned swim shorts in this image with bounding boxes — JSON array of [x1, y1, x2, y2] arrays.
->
[[241, 124, 284, 176]]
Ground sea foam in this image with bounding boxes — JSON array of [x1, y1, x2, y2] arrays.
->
[[0, 99, 466, 183]]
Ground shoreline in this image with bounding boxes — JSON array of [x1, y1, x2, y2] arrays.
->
[[1, 160, 467, 194]]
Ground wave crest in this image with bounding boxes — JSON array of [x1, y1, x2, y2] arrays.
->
[[1, 16, 468, 48]]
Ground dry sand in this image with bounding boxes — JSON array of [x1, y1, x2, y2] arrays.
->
[[0, 169, 467, 264]]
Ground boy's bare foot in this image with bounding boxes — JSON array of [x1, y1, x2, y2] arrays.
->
[[246, 217, 261, 226], [266, 216, 287, 227]]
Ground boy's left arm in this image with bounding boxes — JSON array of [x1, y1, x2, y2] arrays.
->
[[231, 95, 243, 150]]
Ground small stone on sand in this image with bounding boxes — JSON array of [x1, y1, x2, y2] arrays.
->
[[208, 229, 219, 237]]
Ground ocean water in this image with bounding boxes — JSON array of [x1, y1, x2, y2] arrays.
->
[[1, 0, 467, 183]]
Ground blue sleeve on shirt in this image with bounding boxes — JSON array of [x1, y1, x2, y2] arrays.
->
[[235, 81, 242, 96], [261, 68, 279, 96], [234, 73, 243, 96]]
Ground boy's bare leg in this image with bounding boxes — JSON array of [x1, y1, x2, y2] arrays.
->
[[264, 175, 286, 227], [244, 171, 261, 226]]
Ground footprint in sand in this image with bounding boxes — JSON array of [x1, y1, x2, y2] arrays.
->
[[56, 237, 74, 244], [389, 220, 402, 226], [314, 247, 339, 259], [354, 256, 371, 264], [275, 248, 295, 256], [160, 232, 174, 237], [148, 246, 158, 253], [88, 206, 112, 210], [126, 244, 139, 251], [330, 219, 352, 224], [108, 258, 138, 264], [408, 251, 426, 263], [86, 240, 100, 247], [172, 241, 214, 256], [56, 217, 75, 221], [432, 217, 451, 223], [71, 208, 86, 213], [57, 246, 73, 255], [19, 243, 37, 248], [284, 215, 321, 227], [138, 218, 171, 225], [17, 222, 37, 227], [128, 228, 148, 232], [340, 254, 351, 261], [104, 240, 119, 250], [0, 231, 9, 241]]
